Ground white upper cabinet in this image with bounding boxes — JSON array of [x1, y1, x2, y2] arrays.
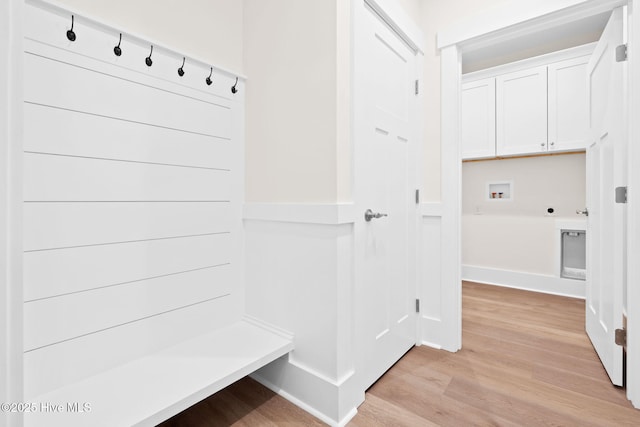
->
[[461, 78, 495, 160], [461, 44, 593, 160], [496, 65, 548, 156], [548, 56, 590, 152]]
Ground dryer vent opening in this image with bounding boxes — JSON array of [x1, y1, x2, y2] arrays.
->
[[561, 230, 586, 280]]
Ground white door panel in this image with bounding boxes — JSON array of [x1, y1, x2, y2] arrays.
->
[[496, 66, 548, 156], [354, 3, 418, 391], [585, 7, 625, 386], [548, 56, 591, 151], [461, 78, 496, 159]]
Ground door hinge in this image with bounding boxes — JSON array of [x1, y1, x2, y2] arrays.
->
[[616, 44, 628, 62], [615, 186, 627, 204], [415, 79, 419, 95], [415, 189, 420, 204], [615, 328, 627, 349], [415, 298, 420, 313]]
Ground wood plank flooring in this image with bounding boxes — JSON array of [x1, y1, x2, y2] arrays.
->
[[160, 282, 640, 426]]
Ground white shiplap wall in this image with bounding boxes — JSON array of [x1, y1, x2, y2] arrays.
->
[[23, 1, 245, 399]]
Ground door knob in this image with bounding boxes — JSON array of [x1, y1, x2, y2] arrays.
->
[[364, 209, 388, 222], [576, 208, 589, 216]]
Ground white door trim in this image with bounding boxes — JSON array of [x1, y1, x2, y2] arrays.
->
[[1, 0, 24, 426], [364, 0, 425, 54], [439, 45, 462, 352], [439, 0, 640, 408], [626, 0, 640, 408]]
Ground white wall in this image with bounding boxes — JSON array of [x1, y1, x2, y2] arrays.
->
[[462, 153, 586, 217], [243, 0, 420, 204], [462, 153, 586, 275], [395, 0, 423, 20], [52, 0, 243, 72], [243, 0, 340, 203]]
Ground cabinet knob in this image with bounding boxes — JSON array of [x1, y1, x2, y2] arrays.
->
[[550, 141, 555, 147], [540, 143, 545, 148]]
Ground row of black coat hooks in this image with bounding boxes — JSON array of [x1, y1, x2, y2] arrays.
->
[[66, 15, 239, 93]]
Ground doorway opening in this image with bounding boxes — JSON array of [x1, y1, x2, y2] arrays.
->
[[458, 10, 606, 300], [438, 0, 640, 410], [456, 4, 630, 394]]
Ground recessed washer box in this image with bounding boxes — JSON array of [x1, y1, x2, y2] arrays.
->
[[487, 181, 513, 200]]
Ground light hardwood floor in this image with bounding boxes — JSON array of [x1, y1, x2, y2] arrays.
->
[[160, 282, 640, 426]]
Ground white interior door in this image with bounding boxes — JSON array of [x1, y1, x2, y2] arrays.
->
[[354, 3, 418, 391], [585, 7, 626, 386]]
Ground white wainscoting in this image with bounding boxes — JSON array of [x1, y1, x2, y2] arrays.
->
[[18, 3, 294, 426], [418, 202, 448, 349], [23, 3, 244, 395], [244, 203, 359, 426]]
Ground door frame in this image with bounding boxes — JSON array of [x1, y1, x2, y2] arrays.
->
[[1, 0, 23, 426], [438, 0, 640, 408], [626, 0, 640, 408]]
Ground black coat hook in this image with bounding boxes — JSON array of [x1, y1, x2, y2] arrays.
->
[[206, 67, 213, 86], [231, 77, 239, 94], [145, 45, 153, 67], [66, 15, 76, 42], [178, 57, 185, 77], [113, 33, 122, 56]]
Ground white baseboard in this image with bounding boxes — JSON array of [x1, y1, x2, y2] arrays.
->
[[462, 265, 585, 299], [419, 340, 442, 350], [250, 357, 360, 427], [252, 373, 358, 427]]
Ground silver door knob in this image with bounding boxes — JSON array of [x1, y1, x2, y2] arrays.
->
[[576, 208, 589, 216], [364, 209, 388, 222]]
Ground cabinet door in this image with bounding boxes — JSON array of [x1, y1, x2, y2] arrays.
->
[[496, 65, 547, 156], [461, 78, 495, 159], [548, 56, 590, 152]]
